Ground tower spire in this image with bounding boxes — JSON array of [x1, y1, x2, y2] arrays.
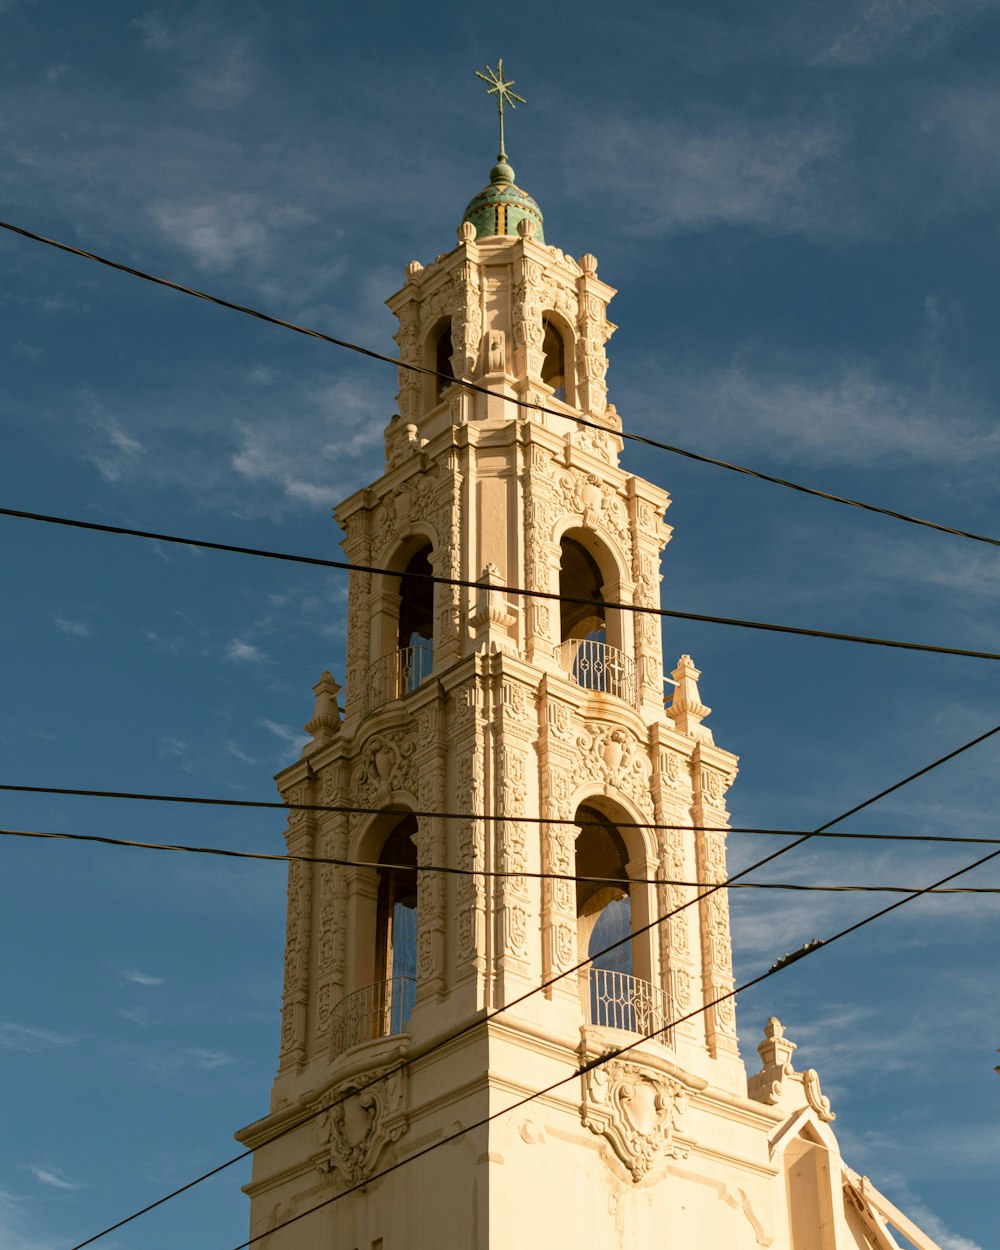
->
[[475, 59, 525, 183]]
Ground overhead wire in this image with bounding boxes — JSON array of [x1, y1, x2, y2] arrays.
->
[[2, 215, 998, 552], [225, 838, 1000, 1250], [5, 823, 998, 893], [4, 780, 1000, 846], [4, 504, 1000, 662], [64, 720, 1000, 1250]]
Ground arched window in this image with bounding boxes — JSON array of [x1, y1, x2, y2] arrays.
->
[[366, 541, 435, 715], [431, 318, 453, 400], [576, 805, 631, 975], [575, 803, 661, 1037], [333, 813, 418, 1055], [559, 536, 606, 645], [542, 318, 567, 401], [559, 532, 632, 702], [376, 815, 418, 1002]]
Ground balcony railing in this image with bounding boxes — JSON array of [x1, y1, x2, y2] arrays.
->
[[586, 968, 673, 1046], [560, 638, 637, 706], [362, 642, 432, 716], [329, 974, 416, 1057]]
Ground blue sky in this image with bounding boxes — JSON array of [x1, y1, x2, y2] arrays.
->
[[1, 2, 999, 1248]]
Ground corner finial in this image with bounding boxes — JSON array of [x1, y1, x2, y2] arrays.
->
[[475, 59, 525, 183]]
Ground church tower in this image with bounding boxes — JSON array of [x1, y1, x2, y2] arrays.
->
[[237, 70, 915, 1250]]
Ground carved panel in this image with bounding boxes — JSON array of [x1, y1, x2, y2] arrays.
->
[[581, 1058, 689, 1181], [317, 1065, 408, 1187], [574, 722, 654, 818]]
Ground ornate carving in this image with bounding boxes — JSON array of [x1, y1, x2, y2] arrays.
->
[[555, 468, 630, 552], [581, 1058, 689, 1181], [353, 731, 419, 805], [317, 1065, 409, 1187], [574, 723, 653, 817]]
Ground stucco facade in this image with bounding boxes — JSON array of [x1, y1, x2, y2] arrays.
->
[[236, 160, 943, 1250]]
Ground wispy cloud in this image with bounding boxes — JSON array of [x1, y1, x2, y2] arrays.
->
[[123, 969, 163, 986], [53, 615, 92, 637], [260, 719, 309, 760], [28, 1167, 77, 1192], [811, 0, 992, 66], [149, 194, 311, 272], [0, 1023, 75, 1052], [578, 110, 848, 240], [226, 639, 266, 664], [79, 393, 145, 483], [140, 1044, 235, 1072]]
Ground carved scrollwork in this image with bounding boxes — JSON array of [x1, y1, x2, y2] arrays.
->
[[316, 1066, 409, 1187], [353, 731, 419, 806], [574, 723, 653, 817], [581, 1058, 689, 1181]]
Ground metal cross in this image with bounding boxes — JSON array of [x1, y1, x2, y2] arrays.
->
[[475, 59, 526, 161]]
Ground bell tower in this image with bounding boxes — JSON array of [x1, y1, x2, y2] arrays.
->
[[234, 89, 795, 1250]]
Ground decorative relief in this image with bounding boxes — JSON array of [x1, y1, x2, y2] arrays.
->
[[747, 1017, 835, 1122], [581, 1058, 689, 1181], [353, 731, 419, 805], [317, 1065, 409, 1187], [575, 723, 653, 817], [555, 469, 630, 552]]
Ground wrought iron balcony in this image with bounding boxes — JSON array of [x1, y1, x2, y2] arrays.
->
[[587, 968, 673, 1046], [362, 641, 432, 716], [559, 638, 637, 706], [329, 974, 416, 1057]]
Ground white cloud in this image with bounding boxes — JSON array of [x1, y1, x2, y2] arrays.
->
[[133, 10, 172, 52], [574, 110, 849, 240], [260, 719, 310, 760], [651, 350, 998, 472], [183, 1046, 234, 1069], [227, 639, 266, 664], [812, 0, 992, 66], [28, 1167, 77, 1192], [149, 194, 311, 271], [53, 616, 91, 637], [0, 1023, 75, 1051], [79, 393, 145, 483], [123, 969, 163, 986], [225, 740, 257, 766]]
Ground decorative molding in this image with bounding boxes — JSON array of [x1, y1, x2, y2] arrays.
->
[[316, 1065, 409, 1187], [581, 1057, 689, 1181]]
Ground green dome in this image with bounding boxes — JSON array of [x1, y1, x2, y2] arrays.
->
[[461, 160, 544, 243]]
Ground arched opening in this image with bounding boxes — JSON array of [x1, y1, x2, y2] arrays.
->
[[542, 317, 567, 401], [575, 803, 662, 1037], [559, 532, 633, 703], [576, 805, 631, 974], [366, 541, 434, 714], [376, 815, 418, 1023], [334, 812, 419, 1055], [559, 536, 606, 644], [431, 318, 453, 401]]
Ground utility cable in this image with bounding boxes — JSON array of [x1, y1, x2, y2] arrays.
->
[[226, 839, 1000, 1250], [4, 504, 1000, 662], [2, 216, 998, 552], [4, 781, 998, 846], [64, 720, 999, 1250], [5, 824, 997, 893]]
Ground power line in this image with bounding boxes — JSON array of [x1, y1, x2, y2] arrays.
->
[[226, 840, 1000, 1250], [4, 504, 1000, 662], [65, 720, 998, 1250], [6, 824, 996, 893], [4, 781, 999, 846], [2, 215, 998, 553]]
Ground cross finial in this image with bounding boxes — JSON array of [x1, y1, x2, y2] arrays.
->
[[475, 59, 525, 163]]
